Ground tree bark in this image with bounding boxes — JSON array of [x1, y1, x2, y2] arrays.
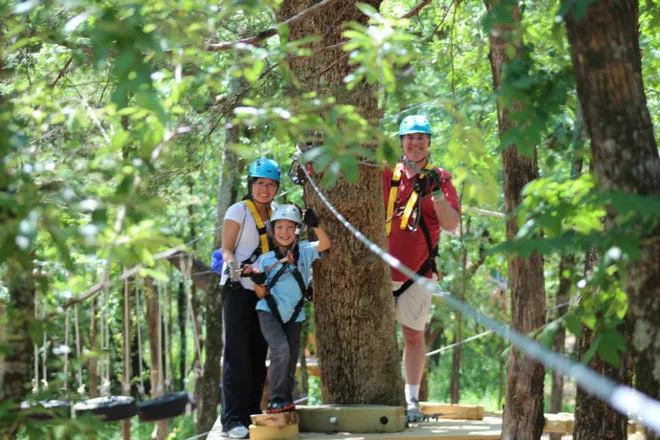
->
[[564, 3, 660, 439], [485, 1, 546, 438], [196, 99, 241, 433], [277, 0, 404, 405], [88, 299, 100, 398], [177, 280, 187, 391], [145, 278, 168, 440], [573, 250, 630, 440]]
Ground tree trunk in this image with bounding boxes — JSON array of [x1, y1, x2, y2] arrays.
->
[[548, 257, 571, 440], [0, 266, 35, 409], [196, 100, 241, 433], [88, 299, 100, 398], [573, 251, 630, 440], [145, 278, 168, 440], [564, 3, 660, 439], [178, 280, 187, 391], [485, 1, 546, 438], [277, 0, 404, 405]]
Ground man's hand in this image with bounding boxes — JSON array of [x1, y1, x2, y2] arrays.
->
[[416, 169, 442, 197], [303, 208, 319, 228]]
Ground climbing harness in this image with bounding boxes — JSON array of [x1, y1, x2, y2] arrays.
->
[[385, 161, 434, 235], [263, 245, 311, 325], [386, 161, 441, 297], [244, 198, 272, 261]]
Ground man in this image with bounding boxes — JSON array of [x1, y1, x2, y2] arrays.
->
[[383, 115, 460, 422]]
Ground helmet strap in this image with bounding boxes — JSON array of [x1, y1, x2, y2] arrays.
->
[[402, 154, 429, 173]]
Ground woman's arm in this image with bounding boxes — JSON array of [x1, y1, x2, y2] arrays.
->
[[221, 219, 241, 263], [314, 226, 331, 253]]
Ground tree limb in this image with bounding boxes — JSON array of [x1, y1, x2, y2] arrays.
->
[[402, 0, 433, 19], [206, 0, 343, 52]]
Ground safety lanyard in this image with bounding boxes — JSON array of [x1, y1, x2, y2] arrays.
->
[[244, 199, 272, 254], [386, 162, 434, 235]]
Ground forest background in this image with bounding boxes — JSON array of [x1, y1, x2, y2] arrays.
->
[[0, 0, 659, 439]]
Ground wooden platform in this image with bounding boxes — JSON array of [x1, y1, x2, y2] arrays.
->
[[299, 417, 502, 439]]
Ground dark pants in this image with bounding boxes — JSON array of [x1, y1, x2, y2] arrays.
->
[[221, 283, 268, 429], [257, 310, 302, 403]]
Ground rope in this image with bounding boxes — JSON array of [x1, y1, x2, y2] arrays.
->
[[425, 300, 573, 357], [297, 155, 660, 434]]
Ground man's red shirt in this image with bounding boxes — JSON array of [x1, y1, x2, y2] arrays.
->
[[383, 165, 460, 282]]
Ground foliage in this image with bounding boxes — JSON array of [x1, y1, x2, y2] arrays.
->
[[1, 0, 659, 436]]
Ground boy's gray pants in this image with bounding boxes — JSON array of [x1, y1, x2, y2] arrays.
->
[[257, 310, 303, 403]]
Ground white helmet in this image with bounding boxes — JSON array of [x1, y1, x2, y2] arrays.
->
[[267, 204, 303, 236]]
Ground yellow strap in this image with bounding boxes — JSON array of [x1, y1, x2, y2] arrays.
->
[[385, 163, 404, 235], [244, 199, 272, 254], [387, 162, 434, 234]]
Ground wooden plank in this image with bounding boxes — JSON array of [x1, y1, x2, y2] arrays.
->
[[419, 402, 484, 420], [298, 405, 405, 433], [251, 411, 300, 427], [299, 417, 502, 439], [249, 423, 299, 440], [544, 413, 573, 434], [207, 415, 226, 440]]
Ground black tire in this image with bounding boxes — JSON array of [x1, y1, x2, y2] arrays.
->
[[20, 400, 71, 420], [137, 392, 196, 422], [73, 396, 137, 422]]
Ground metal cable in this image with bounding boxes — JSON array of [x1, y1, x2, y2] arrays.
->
[[297, 155, 660, 433]]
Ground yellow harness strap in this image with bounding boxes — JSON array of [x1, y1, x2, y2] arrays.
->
[[244, 199, 272, 254], [386, 162, 434, 235]]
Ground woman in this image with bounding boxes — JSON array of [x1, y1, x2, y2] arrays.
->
[[219, 157, 281, 439]]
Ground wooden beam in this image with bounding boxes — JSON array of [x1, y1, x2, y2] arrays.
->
[[298, 405, 405, 433], [544, 413, 573, 434], [251, 412, 300, 427], [419, 402, 484, 420], [249, 423, 299, 440]]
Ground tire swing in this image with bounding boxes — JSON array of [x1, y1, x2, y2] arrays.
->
[[136, 275, 195, 423], [73, 278, 137, 422]]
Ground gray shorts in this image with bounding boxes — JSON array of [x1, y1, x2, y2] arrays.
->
[[393, 274, 438, 331]]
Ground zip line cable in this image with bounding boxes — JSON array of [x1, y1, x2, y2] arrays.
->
[[296, 155, 660, 434], [426, 299, 573, 357]]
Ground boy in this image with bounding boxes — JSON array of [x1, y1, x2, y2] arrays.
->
[[248, 204, 330, 414]]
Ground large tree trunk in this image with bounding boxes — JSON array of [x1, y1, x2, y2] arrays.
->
[[564, 3, 660, 439], [277, 0, 404, 405], [145, 278, 168, 440], [573, 251, 630, 440], [196, 103, 240, 433], [485, 1, 546, 438]]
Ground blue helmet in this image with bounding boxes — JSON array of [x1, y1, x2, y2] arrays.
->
[[398, 115, 432, 137], [248, 157, 281, 183]]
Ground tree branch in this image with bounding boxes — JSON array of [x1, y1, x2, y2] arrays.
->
[[206, 0, 343, 52], [402, 0, 433, 19]]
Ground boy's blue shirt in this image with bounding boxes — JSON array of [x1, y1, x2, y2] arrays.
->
[[255, 240, 321, 323]]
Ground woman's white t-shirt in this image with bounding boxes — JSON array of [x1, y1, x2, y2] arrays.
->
[[220, 200, 275, 290]]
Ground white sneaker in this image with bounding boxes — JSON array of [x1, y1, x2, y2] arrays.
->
[[228, 424, 249, 439], [406, 398, 424, 423]]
